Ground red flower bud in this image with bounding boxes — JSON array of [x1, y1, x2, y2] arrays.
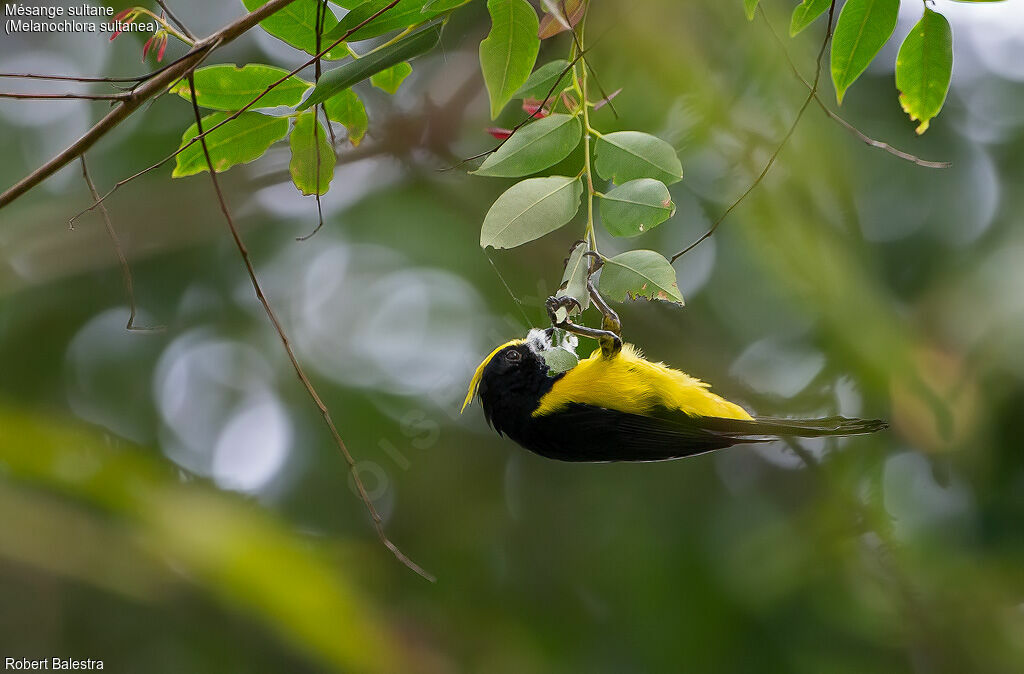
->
[[522, 98, 550, 119], [157, 35, 167, 62], [487, 127, 513, 140], [110, 9, 136, 41]]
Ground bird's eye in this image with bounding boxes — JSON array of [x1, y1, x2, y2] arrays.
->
[[505, 349, 521, 363]]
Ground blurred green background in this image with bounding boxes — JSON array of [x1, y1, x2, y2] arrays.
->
[[2, 1, 1023, 672]]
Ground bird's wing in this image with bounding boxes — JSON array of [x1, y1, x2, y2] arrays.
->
[[523, 404, 766, 462], [521, 404, 886, 463]]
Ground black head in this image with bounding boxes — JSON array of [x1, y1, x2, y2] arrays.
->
[[463, 333, 558, 437]]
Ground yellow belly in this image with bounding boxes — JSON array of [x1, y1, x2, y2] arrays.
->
[[533, 344, 753, 420]]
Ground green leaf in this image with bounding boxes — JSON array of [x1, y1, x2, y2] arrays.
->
[[556, 240, 590, 314], [542, 345, 579, 374], [895, 8, 953, 135], [830, 0, 899, 104], [370, 61, 413, 94], [298, 23, 441, 110], [169, 64, 311, 111], [594, 131, 683, 185], [323, 89, 368, 145], [513, 59, 571, 100], [599, 250, 684, 306], [598, 179, 675, 238], [173, 112, 289, 178], [479, 0, 540, 119], [241, 0, 347, 59], [474, 113, 582, 178], [325, 0, 449, 43], [743, 0, 760, 21], [289, 111, 335, 195], [422, 0, 471, 10], [790, 0, 831, 36], [480, 176, 582, 249]]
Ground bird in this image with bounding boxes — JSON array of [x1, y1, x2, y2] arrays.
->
[[462, 328, 887, 462]]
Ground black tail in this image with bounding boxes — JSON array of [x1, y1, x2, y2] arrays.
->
[[700, 415, 888, 438]]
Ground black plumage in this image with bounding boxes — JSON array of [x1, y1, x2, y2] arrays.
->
[[475, 342, 887, 463]]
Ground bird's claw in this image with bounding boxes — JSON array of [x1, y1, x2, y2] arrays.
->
[[545, 246, 622, 358], [546, 294, 622, 358]]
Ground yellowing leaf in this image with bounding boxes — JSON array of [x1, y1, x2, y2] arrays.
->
[[289, 111, 335, 195], [370, 61, 413, 94], [173, 112, 289, 178], [323, 89, 368, 146], [169, 64, 310, 110], [895, 8, 953, 135]]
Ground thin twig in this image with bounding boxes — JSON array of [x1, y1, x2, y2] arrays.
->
[[78, 157, 164, 333], [184, 74, 434, 582], [0, 72, 149, 83], [561, 0, 617, 119], [670, 1, 838, 263], [0, 92, 130, 101], [67, 37, 226, 228], [0, 0, 303, 210], [758, 5, 950, 170], [155, 0, 197, 42], [296, 0, 329, 242], [818, 107, 950, 169], [64, 0, 406, 224]]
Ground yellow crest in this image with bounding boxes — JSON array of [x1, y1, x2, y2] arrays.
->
[[461, 339, 525, 413]]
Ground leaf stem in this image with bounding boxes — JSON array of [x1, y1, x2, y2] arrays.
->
[[135, 7, 194, 46], [573, 14, 598, 255]]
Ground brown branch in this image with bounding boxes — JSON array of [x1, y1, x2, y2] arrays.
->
[[758, 5, 951, 170], [79, 156, 164, 333], [670, 1, 838, 263], [0, 0, 303, 211], [184, 74, 434, 582], [66, 0, 406, 224]]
